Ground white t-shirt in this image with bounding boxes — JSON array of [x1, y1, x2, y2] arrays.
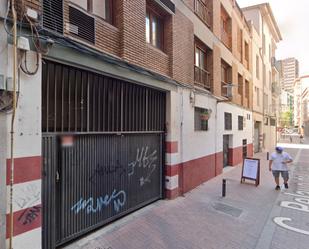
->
[[270, 152, 293, 171]]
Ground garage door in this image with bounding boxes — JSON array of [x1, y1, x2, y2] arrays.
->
[[41, 60, 166, 248]]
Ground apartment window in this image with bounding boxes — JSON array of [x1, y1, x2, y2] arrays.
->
[[238, 74, 243, 95], [245, 80, 249, 99], [256, 55, 259, 79], [237, 27, 242, 57], [269, 44, 272, 62], [194, 0, 211, 27], [146, 10, 164, 50], [256, 87, 260, 106], [270, 118, 276, 126], [224, 112, 232, 130], [220, 6, 231, 49], [244, 41, 249, 62], [238, 116, 244, 130], [195, 107, 209, 131], [221, 60, 231, 97], [194, 44, 210, 89], [71, 0, 113, 24]]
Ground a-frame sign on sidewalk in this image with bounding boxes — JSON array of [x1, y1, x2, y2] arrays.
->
[[241, 158, 260, 186]]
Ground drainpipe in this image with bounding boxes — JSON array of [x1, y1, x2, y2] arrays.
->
[[9, 1, 17, 248]]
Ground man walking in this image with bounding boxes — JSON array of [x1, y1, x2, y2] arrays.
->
[[269, 146, 293, 190]]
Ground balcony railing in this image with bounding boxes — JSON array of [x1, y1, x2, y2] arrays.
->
[[221, 29, 232, 50], [195, 0, 211, 28], [195, 66, 210, 90]]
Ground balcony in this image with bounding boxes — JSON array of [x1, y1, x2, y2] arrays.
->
[[195, 0, 211, 28], [221, 29, 232, 50], [194, 66, 210, 90]]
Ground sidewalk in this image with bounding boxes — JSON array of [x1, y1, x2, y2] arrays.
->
[[63, 150, 309, 249]]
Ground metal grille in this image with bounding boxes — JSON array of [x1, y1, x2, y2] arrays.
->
[[69, 6, 95, 44], [43, 133, 164, 247], [43, 0, 63, 34], [42, 60, 166, 133]]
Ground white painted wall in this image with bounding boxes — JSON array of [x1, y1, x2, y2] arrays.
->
[[216, 102, 253, 151], [0, 17, 8, 249], [181, 89, 217, 162], [6, 47, 42, 159]]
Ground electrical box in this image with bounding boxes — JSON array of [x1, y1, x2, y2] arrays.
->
[[6, 77, 13, 91], [18, 37, 30, 51], [0, 75, 5, 90], [26, 7, 38, 20]]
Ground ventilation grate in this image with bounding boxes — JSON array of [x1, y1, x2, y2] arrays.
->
[[43, 0, 63, 34], [69, 6, 95, 44]]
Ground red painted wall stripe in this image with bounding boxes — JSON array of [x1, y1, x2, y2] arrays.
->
[[165, 188, 179, 199], [6, 156, 42, 185], [6, 204, 42, 238], [165, 164, 179, 177], [166, 141, 178, 154]]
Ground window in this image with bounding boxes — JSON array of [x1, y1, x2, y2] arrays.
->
[[221, 60, 231, 97], [194, 43, 210, 89], [194, 0, 211, 27], [238, 116, 244, 130], [146, 10, 164, 50], [237, 27, 242, 56], [256, 55, 259, 79], [220, 6, 231, 49], [224, 112, 232, 130], [195, 46, 206, 69], [245, 80, 249, 100], [244, 41, 249, 62], [238, 74, 243, 95], [195, 107, 209, 131], [70, 0, 113, 24], [238, 74, 244, 96]]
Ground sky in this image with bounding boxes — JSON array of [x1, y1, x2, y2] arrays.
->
[[237, 0, 309, 76]]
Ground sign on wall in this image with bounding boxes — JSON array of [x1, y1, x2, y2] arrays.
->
[[241, 158, 260, 186]]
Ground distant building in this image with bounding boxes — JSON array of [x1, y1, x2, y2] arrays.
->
[[278, 57, 299, 93], [242, 3, 282, 152]]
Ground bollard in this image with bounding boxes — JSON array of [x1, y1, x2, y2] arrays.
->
[[222, 179, 226, 197]]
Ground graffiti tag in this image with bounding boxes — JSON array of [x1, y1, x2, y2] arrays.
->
[[18, 205, 41, 225], [89, 163, 126, 183], [128, 147, 158, 186], [71, 189, 126, 214]]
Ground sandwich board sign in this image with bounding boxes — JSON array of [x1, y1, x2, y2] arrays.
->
[[241, 158, 260, 186]]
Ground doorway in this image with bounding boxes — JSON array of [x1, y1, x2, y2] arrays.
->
[[223, 135, 230, 167]]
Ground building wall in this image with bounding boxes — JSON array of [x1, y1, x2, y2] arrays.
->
[[2, 47, 42, 249]]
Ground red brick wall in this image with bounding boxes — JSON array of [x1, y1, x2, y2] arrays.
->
[[172, 9, 194, 85]]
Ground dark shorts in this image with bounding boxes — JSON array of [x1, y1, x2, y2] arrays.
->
[[272, 170, 289, 180]]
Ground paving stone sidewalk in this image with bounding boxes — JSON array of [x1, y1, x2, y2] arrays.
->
[[63, 149, 309, 249]]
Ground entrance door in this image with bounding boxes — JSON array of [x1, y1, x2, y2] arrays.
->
[[223, 135, 230, 167], [41, 60, 166, 248]]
